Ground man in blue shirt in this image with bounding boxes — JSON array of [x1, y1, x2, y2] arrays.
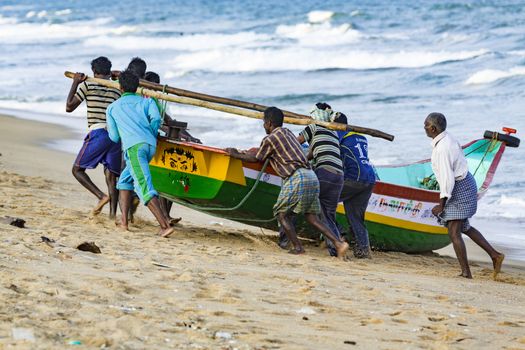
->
[[106, 70, 174, 238], [334, 113, 376, 258]]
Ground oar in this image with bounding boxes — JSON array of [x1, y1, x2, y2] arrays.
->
[[64, 71, 395, 141]]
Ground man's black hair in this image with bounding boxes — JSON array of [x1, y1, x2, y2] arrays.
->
[[315, 102, 332, 110], [144, 71, 160, 84], [91, 56, 112, 76], [426, 112, 447, 132], [264, 106, 284, 127], [127, 57, 147, 79], [333, 112, 347, 124], [119, 69, 139, 93]]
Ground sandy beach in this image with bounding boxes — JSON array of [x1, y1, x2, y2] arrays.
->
[[1, 114, 524, 349]]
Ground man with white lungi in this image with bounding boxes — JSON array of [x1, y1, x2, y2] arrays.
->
[[424, 112, 505, 279]]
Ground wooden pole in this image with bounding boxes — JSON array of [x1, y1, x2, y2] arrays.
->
[[64, 71, 394, 141]]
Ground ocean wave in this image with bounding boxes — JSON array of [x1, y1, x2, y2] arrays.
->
[[465, 67, 525, 85], [170, 48, 487, 73], [83, 31, 271, 51], [478, 194, 525, 220], [0, 15, 136, 44], [307, 10, 335, 23], [276, 22, 361, 46]]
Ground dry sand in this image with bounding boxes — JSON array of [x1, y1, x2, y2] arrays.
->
[[0, 114, 524, 349]]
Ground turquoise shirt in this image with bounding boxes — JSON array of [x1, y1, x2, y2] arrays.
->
[[106, 93, 161, 151]]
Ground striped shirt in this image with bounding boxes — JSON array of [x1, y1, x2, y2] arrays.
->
[[300, 124, 343, 174], [75, 81, 121, 127], [255, 127, 310, 178]]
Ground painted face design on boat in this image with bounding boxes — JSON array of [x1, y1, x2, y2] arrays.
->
[[161, 147, 198, 173]]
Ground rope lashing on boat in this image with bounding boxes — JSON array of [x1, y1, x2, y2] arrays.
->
[[159, 84, 169, 118], [180, 158, 275, 222], [471, 132, 498, 177]]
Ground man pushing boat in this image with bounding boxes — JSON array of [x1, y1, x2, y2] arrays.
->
[[106, 70, 174, 237], [424, 112, 505, 279], [227, 107, 349, 258], [65, 56, 122, 218]]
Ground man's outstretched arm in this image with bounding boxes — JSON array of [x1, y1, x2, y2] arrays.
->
[[225, 148, 259, 163]]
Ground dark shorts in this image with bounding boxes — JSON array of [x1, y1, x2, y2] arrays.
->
[[74, 128, 122, 175]]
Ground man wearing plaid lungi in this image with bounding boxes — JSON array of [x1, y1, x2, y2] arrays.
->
[[425, 112, 504, 279], [227, 107, 349, 258]]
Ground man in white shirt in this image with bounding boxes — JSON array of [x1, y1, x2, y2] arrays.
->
[[424, 112, 504, 279]]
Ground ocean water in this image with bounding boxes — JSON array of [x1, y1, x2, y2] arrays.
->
[[0, 0, 524, 259]]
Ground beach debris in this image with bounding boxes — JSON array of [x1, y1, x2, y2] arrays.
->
[[344, 340, 357, 345], [296, 307, 316, 315], [209, 221, 224, 226], [68, 340, 82, 345], [11, 328, 35, 342], [214, 331, 232, 340], [76, 242, 101, 254], [302, 316, 309, 321], [41, 236, 56, 248], [428, 316, 446, 322], [152, 261, 173, 269], [1, 216, 26, 228], [8, 284, 24, 294]]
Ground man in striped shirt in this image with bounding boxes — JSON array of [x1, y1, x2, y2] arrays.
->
[[297, 103, 344, 256], [66, 56, 122, 218], [226, 107, 348, 258]]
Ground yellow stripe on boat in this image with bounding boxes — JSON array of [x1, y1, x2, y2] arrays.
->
[[365, 212, 447, 234], [150, 140, 246, 186], [336, 203, 447, 235]]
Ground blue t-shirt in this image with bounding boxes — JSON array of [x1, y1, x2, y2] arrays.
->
[[337, 131, 376, 184], [106, 93, 161, 151]]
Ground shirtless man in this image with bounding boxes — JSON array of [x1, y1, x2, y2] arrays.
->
[[66, 56, 121, 218]]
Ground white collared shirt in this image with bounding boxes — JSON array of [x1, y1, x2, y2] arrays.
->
[[431, 131, 469, 199]]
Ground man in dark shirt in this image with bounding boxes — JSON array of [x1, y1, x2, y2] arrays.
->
[[334, 112, 376, 258], [227, 107, 348, 257]]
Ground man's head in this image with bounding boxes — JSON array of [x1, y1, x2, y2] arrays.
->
[[424, 112, 447, 138], [333, 112, 347, 125], [144, 71, 160, 83], [263, 106, 284, 134], [127, 57, 147, 79], [91, 56, 112, 76], [119, 69, 139, 93]]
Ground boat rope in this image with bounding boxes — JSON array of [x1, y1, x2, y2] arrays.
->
[[159, 84, 169, 118], [179, 158, 275, 219], [471, 132, 498, 177]]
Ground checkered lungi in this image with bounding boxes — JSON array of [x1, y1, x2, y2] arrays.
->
[[273, 168, 321, 216], [438, 172, 478, 232]]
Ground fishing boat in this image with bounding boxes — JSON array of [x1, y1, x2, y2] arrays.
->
[[63, 71, 520, 253], [149, 126, 520, 253]]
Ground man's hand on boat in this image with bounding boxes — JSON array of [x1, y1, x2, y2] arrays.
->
[[225, 148, 258, 163]]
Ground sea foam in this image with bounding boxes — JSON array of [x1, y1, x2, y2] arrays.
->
[[465, 67, 525, 85]]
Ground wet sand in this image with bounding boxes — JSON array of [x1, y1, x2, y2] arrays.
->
[[1, 114, 524, 349]]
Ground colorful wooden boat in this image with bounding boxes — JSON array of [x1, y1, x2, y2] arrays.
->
[[149, 129, 519, 253]]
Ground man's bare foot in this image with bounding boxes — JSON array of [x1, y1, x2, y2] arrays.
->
[[160, 227, 175, 238], [336, 241, 349, 260], [169, 217, 182, 226], [129, 196, 140, 223], [288, 247, 305, 255], [92, 195, 110, 215], [492, 254, 505, 280], [115, 222, 129, 231], [458, 271, 473, 279]]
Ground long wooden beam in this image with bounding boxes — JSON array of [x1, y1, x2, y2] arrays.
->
[[64, 71, 394, 141]]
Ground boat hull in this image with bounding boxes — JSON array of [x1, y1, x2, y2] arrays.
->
[[148, 137, 500, 253]]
